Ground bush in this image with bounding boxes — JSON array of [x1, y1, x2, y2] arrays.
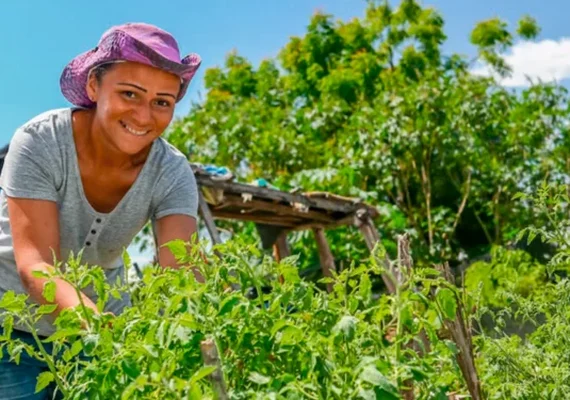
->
[[0, 239, 469, 399]]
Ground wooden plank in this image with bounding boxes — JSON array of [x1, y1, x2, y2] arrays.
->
[[198, 191, 222, 244], [211, 210, 302, 227], [195, 175, 361, 214], [313, 228, 336, 293], [213, 195, 338, 224]]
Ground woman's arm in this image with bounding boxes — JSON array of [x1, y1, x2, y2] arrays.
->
[[154, 213, 203, 281], [7, 196, 99, 320]]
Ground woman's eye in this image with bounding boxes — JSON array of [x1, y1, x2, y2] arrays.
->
[[122, 91, 136, 99], [156, 99, 172, 108]]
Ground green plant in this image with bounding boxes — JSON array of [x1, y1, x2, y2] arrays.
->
[[0, 238, 472, 399], [166, 0, 570, 271]]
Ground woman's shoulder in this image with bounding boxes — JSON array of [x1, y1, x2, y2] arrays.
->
[[147, 138, 196, 191], [152, 137, 193, 171], [7, 108, 74, 157], [17, 108, 72, 133], [11, 108, 73, 151]]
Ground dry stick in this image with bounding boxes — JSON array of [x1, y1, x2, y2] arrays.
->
[[397, 234, 433, 400], [492, 187, 502, 243], [397, 235, 431, 355], [398, 234, 416, 400], [435, 262, 483, 400], [451, 169, 472, 234], [355, 210, 398, 294], [420, 163, 433, 251], [313, 227, 337, 293], [200, 338, 229, 400], [273, 232, 291, 284]]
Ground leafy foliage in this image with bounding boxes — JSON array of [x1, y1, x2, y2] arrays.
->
[[0, 240, 469, 399], [166, 0, 570, 276]]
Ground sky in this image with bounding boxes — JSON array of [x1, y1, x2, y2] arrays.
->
[[2, 0, 570, 145], [2, 0, 569, 264]]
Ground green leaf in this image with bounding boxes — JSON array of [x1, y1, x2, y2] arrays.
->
[[436, 288, 457, 320], [421, 268, 442, 277], [360, 365, 387, 386], [399, 304, 413, 328], [2, 315, 13, 339], [189, 366, 217, 386], [63, 340, 83, 362], [188, 384, 203, 400], [359, 273, 372, 300], [333, 315, 359, 341], [218, 295, 240, 316], [360, 366, 398, 397], [279, 326, 303, 346], [32, 270, 51, 279], [110, 288, 122, 300], [42, 281, 56, 303], [248, 372, 271, 385], [179, 314, 199, 330], [0, 291, 26, 313], [358, 388, 376, 400], [36, 304, 58, 315], [8, 342, 24, 364], [527, 229, 537, 245], [270, 320, 289, 337], [45, 328, 81, 343], [279, 264, 301, 284], [122, 358, 141, 379], [82, 334, 99, 355], [164, 239, 188, 261], [122, 249, 132, 270], [35, 371, 54, 393]]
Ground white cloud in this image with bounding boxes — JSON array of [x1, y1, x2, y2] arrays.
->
[[471, 38, 570, 87]]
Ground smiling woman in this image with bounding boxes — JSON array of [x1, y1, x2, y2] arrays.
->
[[0, 22, 202, 399]]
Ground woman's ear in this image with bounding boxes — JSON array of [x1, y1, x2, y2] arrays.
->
[[86, 73, 99, 103]]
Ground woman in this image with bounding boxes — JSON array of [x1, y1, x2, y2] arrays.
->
[[0, 22, 202, 398]]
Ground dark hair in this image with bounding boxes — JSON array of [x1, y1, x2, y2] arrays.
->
[[91, 62, 184, 98], [92, 63, 116, 85]]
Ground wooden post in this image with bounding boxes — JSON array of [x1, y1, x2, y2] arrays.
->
[[313, 228, 336, 293], [200, 338, 229, 400], [354, 209, 398, 294], [436, 263, 483, 400], [272, 232, 291, 262], [273, 232, 291, 284], [198, 191, 222, 245]]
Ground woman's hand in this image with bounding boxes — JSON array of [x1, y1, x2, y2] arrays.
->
[[7, 196, 99, 320]]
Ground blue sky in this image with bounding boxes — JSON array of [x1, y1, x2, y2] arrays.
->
[[2, 0, 568, 146]]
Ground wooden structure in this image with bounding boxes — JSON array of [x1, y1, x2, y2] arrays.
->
[[193, 167, 483, 400], [192, 164, 385, 292]]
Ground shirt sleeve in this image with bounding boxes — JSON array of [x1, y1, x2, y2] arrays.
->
[[152, 158, 199, 220], [0, 127, 60, 202]]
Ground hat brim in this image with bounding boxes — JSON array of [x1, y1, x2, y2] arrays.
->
[[60, 30, 201, 108]]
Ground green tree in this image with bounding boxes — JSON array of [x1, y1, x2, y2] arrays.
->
[[166, 0, 570, 275]]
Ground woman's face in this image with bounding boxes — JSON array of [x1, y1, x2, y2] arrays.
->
[[86, 61, 181, 156]]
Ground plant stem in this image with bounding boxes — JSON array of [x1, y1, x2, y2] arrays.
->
[[23, 319, 68, 397]]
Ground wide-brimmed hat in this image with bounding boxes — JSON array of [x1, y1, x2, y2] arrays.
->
[[60, 22, 201, 108]]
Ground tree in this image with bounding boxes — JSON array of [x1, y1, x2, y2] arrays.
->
[[166, 0, 569, 274]]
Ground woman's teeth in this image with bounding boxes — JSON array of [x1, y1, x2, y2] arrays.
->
[[121, 121, 147, 136]]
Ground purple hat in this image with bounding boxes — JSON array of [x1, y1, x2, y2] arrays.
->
[[60, 22, 201, 108]]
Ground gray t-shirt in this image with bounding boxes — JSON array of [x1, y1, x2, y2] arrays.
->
[[0, 107, 198, 336]]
